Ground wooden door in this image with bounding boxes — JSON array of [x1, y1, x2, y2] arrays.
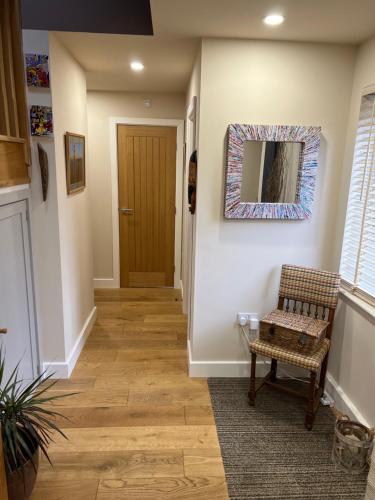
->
[[118, 125, 177, 287], [0, 201, 37, 381]]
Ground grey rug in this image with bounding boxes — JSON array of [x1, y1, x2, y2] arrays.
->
[[208, 378, 367, 499]]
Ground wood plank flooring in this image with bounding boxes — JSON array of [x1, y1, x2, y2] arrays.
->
[[31, 288, 228, 499]]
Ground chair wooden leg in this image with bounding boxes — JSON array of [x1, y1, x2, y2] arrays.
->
[[248, 352, 257, 406], [270, 358, 277, 382], [319, 352, 329, 392], [305, 371, 317, 431]]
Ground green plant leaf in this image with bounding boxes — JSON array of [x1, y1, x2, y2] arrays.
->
[[0, 352, 71, 472]]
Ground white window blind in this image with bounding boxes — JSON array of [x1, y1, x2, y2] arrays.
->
[[340, 92, 375, 302]]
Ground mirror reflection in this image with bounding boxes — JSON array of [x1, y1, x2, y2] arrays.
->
[[240, 141, 302, 203]]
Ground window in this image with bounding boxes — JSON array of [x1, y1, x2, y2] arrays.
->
[[340, 91, 375, 303]]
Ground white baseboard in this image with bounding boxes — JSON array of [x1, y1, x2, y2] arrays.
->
[[187, 340, 269, 377], [93, 278, 117, 289], [187, 340, 370, 427], [43, 306, 97, 379], [325, 371, 371, 428]]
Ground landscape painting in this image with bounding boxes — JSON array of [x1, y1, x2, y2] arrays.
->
[[65, 132, 85, 194]]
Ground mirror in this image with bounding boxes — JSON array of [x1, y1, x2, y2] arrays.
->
[[240, 141, 302, 203], [224, 124, 321, 220]]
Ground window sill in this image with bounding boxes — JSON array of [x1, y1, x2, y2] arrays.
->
[[339, 288, 375, 320]]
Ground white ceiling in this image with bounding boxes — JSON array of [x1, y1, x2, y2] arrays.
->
[[57, 0, 375, 93], [152, 0, 375, 44], [56, 33, 198, 92]]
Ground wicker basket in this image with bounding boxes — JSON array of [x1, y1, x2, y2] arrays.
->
[[332, 414, 374, 475], [259, 309, 329, 355]]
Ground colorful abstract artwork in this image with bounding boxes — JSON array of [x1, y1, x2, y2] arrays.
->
[[25, 54, 50, 88], [30, 105, 53, 136], [65, 132, 85, 194], [224, 124, 321, 220]]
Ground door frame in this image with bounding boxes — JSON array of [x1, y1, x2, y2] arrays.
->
[[109, 117, 184, 289]]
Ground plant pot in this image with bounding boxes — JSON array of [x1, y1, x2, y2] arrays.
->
[[6, 447, 39, 500]]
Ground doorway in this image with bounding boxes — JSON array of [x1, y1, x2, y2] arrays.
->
[[117, 124, 177, 287]]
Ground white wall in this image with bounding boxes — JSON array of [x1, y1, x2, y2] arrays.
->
[[22, 31, 95, 377], [87, 91, 185, 284], [23, 31, 66, 363], [190, 39, 355, 373], [49, 33, 95, 362], [328, 35, 375, 427]]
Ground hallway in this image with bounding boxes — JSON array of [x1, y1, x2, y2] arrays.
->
[[31, 288, 228, 499]]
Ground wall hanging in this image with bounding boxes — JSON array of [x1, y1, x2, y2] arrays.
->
[[188, 150, 197, 214], [65, 132, 85, 194], [224, 124, 321, 219], [30, 105, 53, 136], [25, 54, 49, 88], [37, 143, 49, 201]]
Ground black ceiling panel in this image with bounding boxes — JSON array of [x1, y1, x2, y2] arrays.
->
[[21, 0, 153, 35]]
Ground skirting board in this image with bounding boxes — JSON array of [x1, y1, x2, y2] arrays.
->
[[93, 278, 117, 289], [325, 372, 371, 428], [188, 341, 369, 427], [42, 306, 97, 379], [188, 340, 270, 377]]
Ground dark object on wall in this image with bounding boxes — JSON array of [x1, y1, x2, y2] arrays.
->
[[65, 132, 85, 194], [188, 150, 197, 214], [37, 143, 49, 201], [21, 0, 153, 35]]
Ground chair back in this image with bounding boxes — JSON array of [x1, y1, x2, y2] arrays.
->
[[278, 264, 341, 337]]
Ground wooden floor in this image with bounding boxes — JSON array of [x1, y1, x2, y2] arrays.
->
[[31, 288, 228, 499]]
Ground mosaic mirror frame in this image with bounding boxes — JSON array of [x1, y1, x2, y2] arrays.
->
[[224, 124, 321, 220]]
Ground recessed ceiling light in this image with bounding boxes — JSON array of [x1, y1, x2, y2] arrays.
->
[[263, 14, 285, 26], [130, 61, 144, 71]]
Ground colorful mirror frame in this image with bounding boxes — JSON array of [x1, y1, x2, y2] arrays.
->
[[224, 124, 321, 219]]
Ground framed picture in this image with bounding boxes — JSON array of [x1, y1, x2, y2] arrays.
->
[[25, 54, 49, 88], [65, 132, 85, 194], [30, 105, 53, 136]]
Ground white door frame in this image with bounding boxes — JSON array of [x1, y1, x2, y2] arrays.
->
[[109, 117, 184, 289]]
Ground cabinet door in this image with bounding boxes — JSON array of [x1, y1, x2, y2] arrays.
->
[[0, 200, 38, 382]]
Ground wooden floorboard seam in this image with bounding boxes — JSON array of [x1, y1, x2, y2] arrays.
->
[[31, 288, 228, 500]]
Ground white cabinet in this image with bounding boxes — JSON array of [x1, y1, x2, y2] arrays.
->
[[0, 199, 39, 382]]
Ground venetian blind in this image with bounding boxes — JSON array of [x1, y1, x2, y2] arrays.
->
[[340, 92, 375, 302]]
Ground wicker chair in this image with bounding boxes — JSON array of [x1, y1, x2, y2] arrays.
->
[[249, 264, 341, 430]]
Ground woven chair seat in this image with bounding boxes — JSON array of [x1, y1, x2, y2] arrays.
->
[[249, 338, 330, 372]]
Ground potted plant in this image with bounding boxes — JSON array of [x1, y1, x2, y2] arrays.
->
[[0, 350, 73, 500]]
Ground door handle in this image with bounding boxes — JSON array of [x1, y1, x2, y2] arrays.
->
[[119, 208, 134, 215], [0, 328, 7, 334]]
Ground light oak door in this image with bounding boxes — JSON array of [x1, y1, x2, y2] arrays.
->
[[118, 125, 177, 287]]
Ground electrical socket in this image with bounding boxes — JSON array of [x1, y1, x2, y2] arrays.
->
[[237, 312, 259, 328]]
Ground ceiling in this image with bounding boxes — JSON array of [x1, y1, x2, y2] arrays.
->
[[56, 33, 198, 93], [56, 0, 375, 93], [151, 0, 375, 44]]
